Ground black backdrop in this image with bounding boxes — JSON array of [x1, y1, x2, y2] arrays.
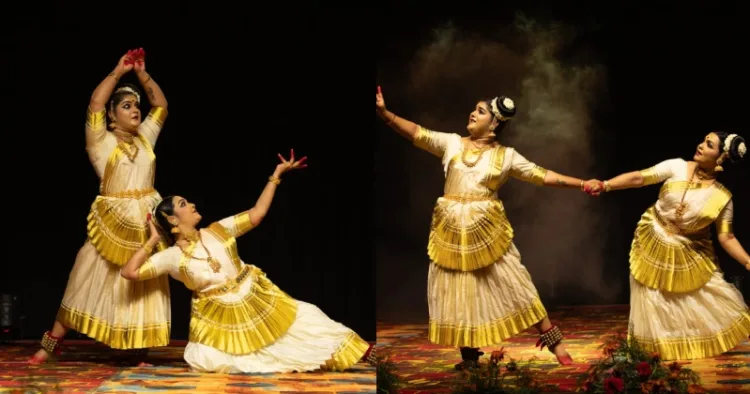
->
[[376, 2, 750, 323], [2, 4, 374, 341]]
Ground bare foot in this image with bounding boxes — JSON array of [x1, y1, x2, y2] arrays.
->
[[28, 349, 50, 365], [137, 361, 153, 367], [552, 343, 573, 365]]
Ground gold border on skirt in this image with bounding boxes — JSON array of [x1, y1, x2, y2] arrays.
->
[[630, 312, 750, 360], [323, 331, 370, 371], [428, 298, 547, 348], [57, 305, 170, 349]]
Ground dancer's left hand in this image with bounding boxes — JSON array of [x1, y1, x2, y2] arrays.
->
[[583, 179, 604, 196], [276, 149, 308, 175]]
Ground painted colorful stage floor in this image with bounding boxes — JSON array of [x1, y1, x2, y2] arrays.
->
[[0, 340, 375, 393], [377, 305, 750, 393]]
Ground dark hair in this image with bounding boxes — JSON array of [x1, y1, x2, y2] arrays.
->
[[713, 131, 746, 165], [481, 95, 517, 135], [153, 196, 177, 245], [108, 83, 142, 122]]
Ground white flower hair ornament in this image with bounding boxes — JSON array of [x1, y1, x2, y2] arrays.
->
[[491, 96, 515, 121], [722, 134, 737, 154], [738, 142, 746, 159], [502, 97, 514, 110]]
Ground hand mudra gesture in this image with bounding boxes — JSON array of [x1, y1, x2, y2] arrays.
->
[[276, 149, 308, 174], [145, 213, 162, 243], [376, 85, 386, 113]]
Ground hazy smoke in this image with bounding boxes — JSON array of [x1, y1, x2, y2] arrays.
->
[[401, 16, 620, 305]]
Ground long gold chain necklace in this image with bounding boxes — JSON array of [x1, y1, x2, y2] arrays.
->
[[461, 140, 493, 168], [674, 167, 716, 224], [180, 232, 222, 273], [113, 130, 139, 162]]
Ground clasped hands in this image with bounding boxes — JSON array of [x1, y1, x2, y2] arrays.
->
[[581, 179, 606, 196]]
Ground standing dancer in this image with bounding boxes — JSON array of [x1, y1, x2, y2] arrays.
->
[[30, 49, 171, 364], [120, 151, 376, 373], [376, 86, 599, 368], [595, 131, 750, 360]]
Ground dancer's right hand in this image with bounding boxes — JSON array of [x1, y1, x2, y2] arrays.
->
[[376, 86, 386, 113], [113, 51, 135, 77], [146, 214, 161, 243]]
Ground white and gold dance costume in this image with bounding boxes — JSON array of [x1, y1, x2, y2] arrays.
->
[[134, 212, 370, 373], [414, 126, 551, 348], [56, 107, 171, 349], [628, 158, 750, 360]]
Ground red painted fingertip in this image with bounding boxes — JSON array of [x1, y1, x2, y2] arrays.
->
[[147, 213, 152, 221]]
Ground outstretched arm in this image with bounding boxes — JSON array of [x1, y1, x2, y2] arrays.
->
[[509, 149, 594, 192], [601, 171, 645, 191], [602, 158, 682, 192], [542, 171, 590, 190], [716, 200, 750, 270], [244, 150, 308, 229], [376, 86, 419, 141]]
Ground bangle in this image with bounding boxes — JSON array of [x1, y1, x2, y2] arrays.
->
[[142, 243, 154, 254], [385, 112, 397, 125], [268, 176, 281, 185], [143, 75, 152, 85], [580, 180, 585, 191], [108, 71, 119, 81], [603, 180, 612, 192]]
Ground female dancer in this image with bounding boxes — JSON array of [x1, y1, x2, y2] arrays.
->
[[375, 86, 600, 368], [596, 131, 750, 360], [30, 49, 171, 364], [120, 151, 376, 373]]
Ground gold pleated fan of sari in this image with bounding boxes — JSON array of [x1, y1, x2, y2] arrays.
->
[[428, 200, 514, 272]]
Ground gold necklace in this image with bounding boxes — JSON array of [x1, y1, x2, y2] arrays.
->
[[117, 140, 140, 162], [461, 140, 493, 168], [113, 129, 139, 162], [112, 129, 135, 143], [695, 167, 716, 181], [180, 232, 222, 273]]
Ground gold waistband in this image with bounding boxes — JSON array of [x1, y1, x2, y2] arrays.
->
[[442, 194, 495, 202], [653, 209, 708, 238], [194, 265, 252, 299], [100, 187, 157, 199]]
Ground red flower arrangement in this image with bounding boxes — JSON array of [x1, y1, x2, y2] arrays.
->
[[577, 335, 710, 394]]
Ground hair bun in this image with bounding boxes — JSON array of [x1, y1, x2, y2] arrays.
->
[[727, 134, 746, 163], [491, 95, 517, 120]]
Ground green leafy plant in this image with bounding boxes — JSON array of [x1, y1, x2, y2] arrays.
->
[[577, 335, 712, 394], [376, 354, 401, 394], [452, 348, 554, 394]]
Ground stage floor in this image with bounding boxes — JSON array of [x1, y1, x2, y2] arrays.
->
[[377, 305, 750, 393], [0, 340, 375, 393]]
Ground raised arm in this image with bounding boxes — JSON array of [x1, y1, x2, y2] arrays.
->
[[238, 150, 308, 230], [132, 48, 168, 109], [89, 52, 134, 113], [602, 158, 682, 192], [376, 86, 419, 141], [715, 200, 750, 271]]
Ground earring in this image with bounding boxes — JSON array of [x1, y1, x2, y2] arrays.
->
[[715, 156, 725, 172], [171, 227, 181, 234]]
